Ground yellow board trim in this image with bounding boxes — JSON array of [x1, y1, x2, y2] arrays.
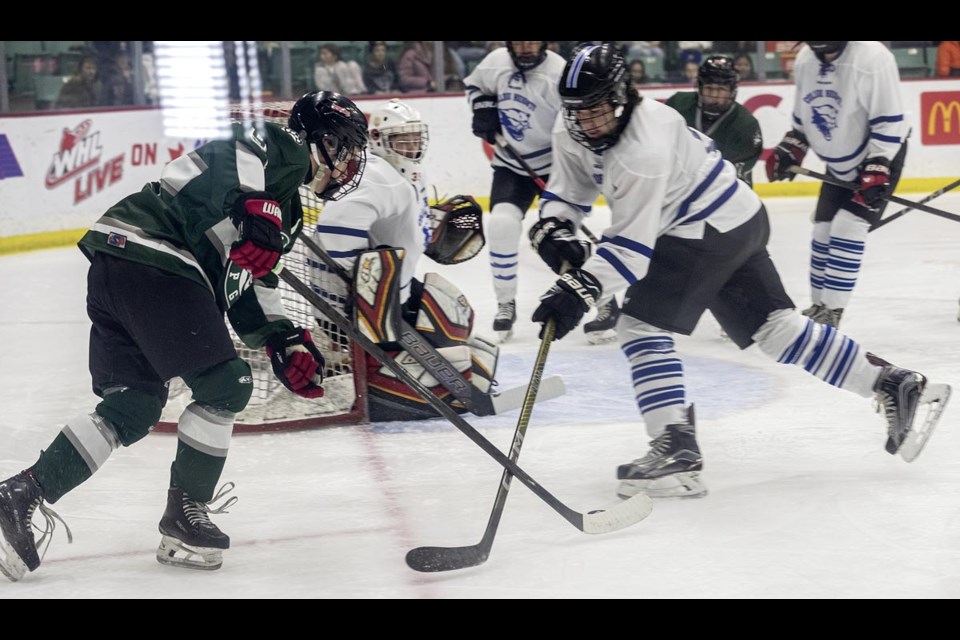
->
[[3, 177, 958, 256]]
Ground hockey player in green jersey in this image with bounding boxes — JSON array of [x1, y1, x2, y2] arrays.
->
[[666, 55, 763, 187], [0, 91, 368, 580]]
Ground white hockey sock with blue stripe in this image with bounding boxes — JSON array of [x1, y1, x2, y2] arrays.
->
[[618, 316, 686, 436], [488, 202, 523, 304], [809, 221, 830, 305], [753, 309, 881, 398], [821, 209, 870, 310]]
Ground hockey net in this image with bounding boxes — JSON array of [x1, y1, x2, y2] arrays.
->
[[157, 101, 368, 433]]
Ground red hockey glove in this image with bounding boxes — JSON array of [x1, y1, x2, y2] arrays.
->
[[265, 328, 325, 398], [229, 192, 283, 278]]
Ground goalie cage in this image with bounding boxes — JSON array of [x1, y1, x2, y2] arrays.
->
[[156, 100, 368, 433]]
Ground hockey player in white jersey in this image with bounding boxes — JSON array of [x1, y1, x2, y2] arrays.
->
[[529, 44, 948, 500], [464, 41, 565, 341], [308, 99, 493, 421], [767, 41, 908, 329]]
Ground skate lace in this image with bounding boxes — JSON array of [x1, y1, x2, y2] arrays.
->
[[495, 301, 515, 321], [182, 482, 238, 529], [30, 500, 73, 562], [873, 392, 898, 435], [637, 432, 672, 462], [595, 303, 613, 322]]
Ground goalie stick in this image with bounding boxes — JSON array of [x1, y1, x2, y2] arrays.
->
[[405, 318, 652, 572], [786, 166, 960, 224], [299, 232, 563, 416], [279, 256, 655, 536]]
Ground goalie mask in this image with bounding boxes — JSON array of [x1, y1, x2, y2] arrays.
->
[[507, 41, 547, 71], [288, 91, 368, 201], [697, 55, 738, 119], [558, 43, 637, 152], [367, 98, 429, 181], [425, 195, 485, 265]]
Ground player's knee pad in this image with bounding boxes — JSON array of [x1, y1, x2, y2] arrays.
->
[[617, 314, 669, 345], [95, 386, 164, 446], [752, 308, 810, 361], [410, 272, 475, 348], [488, 203, 524, 253], [832, 208, 871, 239], [181, 357, 253, 414], [812, 220, 831, 245]]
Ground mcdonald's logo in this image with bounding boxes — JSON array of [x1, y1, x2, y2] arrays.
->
[[921, 91, 960, 145]]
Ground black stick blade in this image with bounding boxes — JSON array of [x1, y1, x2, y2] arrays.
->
[[405, 545, 488, 572]]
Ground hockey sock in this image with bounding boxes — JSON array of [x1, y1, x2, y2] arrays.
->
[[753, 309, 880, 398], [809, 221, 830, 305], [619, 316, 686, 436], [821, 209, 870, 310], [170, 402, 235, 502], [31, 413, 121, 503], [488, 202, 523, 304]]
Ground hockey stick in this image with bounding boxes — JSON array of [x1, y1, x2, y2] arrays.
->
[[279, 259, 654, 535], [871, 177, 960, 231], [786, 166, 960, 224], [493, 133, 601, 244], [298, 233, 563, 416]]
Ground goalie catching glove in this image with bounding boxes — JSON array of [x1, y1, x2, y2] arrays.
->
[[529, 217, 591, 274], [425, 195, 485, 265], [265, 328, 326, 398], [532, 268, 602, 341], [229, 191, 284, 277]]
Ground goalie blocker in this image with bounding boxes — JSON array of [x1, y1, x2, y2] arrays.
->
[[352, 248, 499, 421]]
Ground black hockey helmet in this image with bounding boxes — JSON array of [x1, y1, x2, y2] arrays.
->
[[288, 91, 368, 201], [697, 55, 738, 118], [507, 41, 547, 71], [558, 43, 636, 152], [806, 41, 848, 58]]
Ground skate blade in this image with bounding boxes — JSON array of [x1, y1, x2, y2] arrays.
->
[[899, 383, 951, 463], [616, 473, 708, 500], [496, 329, 514, 343], [156, 535, 224, 571], [0, 541, 27, 582], [586, 329, 617, 345]]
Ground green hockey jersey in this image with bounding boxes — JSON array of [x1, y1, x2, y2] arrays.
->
[[78, 122, 312, 348], [665, 91, 763, 187]]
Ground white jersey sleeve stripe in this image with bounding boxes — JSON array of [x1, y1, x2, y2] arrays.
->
[[316, 224, 369, 238], [541, 190, 592, 213], [596, 247, 641, 285], [871, 132, 902, 143], [869, 114, 904, 125], [603, 234, 654, 258]]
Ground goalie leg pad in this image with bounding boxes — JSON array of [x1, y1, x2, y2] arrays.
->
[[467, 334, 500, 393], [366, 347, 473, 421], [354, 248, 405, 344], [413, 272, 475, 348]]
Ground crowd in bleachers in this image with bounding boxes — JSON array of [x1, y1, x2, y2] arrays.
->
[[2, 40, 958, 114]]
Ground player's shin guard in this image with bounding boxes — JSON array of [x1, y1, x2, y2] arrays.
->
[[618, 316, 686, 437], [820, 209, 869, 312], [753, 309, 878, 398], [488, 203, 523, 304]]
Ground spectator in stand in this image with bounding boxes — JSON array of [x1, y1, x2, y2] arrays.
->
[[56, 55, 102, 109], [734, 53, 757, 82], [441, 43, 466, 91], [682, 60, 700, 83], [626, 41, 665, 60], [629, 59, 649, 87], [100, 50, 135, 106], [363, 41, 397, 94], [313, 43, 366, 96], [397, 41, 436, 93], [935, 41, 960, 77]]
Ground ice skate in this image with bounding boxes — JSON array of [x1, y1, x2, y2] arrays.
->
[[493, 300, 516, 343], [812, 306, 843, 328], [584, 298, 619, 345], [157, 482, 237, 571], [616, 406, 707, 499], [801, 302, 824, 318], [0, 470, 71, 582], [868, 354, 951, 462]]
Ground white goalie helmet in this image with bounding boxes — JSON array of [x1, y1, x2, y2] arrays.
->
[[367, 98, 429, 180]]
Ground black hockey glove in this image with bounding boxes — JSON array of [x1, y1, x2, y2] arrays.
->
[[265, 328, 325, 398], [765, 130, 809, 182], [471, 94, 501, 144], [532, 269, 602, 341], [853, 156, 892, 208], [529, 217, 592, 274]]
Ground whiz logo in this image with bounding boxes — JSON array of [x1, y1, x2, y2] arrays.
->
[[46, 120, 102, 188]]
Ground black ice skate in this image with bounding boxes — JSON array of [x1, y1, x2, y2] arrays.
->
[[813, 306, 844, 328], [0, 470, 71, 582], [584, 298, 619, 345], [493, 300, 517, 342], [868, 353, 951, 462], [616, 406, 707, 499], [157, 482, 237, 571]]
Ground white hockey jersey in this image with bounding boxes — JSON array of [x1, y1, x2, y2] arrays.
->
[[312, 154, 431, 306], [541, 98, 762, 299], [464, 48, 566, 176], [791, 42, 908, 180]]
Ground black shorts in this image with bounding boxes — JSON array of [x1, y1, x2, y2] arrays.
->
[[814, 142, 908, 225], [489, 166, 546, 212], [622, 206, 795, 349], [86, 253, 237, 400]]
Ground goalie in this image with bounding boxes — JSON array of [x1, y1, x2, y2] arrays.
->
[[307, 99, 493, 421]]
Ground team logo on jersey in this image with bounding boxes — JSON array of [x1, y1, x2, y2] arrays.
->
[[803, 89, 842, 141], [223, 260, 254, 308], [500, 108, 532, 141]]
